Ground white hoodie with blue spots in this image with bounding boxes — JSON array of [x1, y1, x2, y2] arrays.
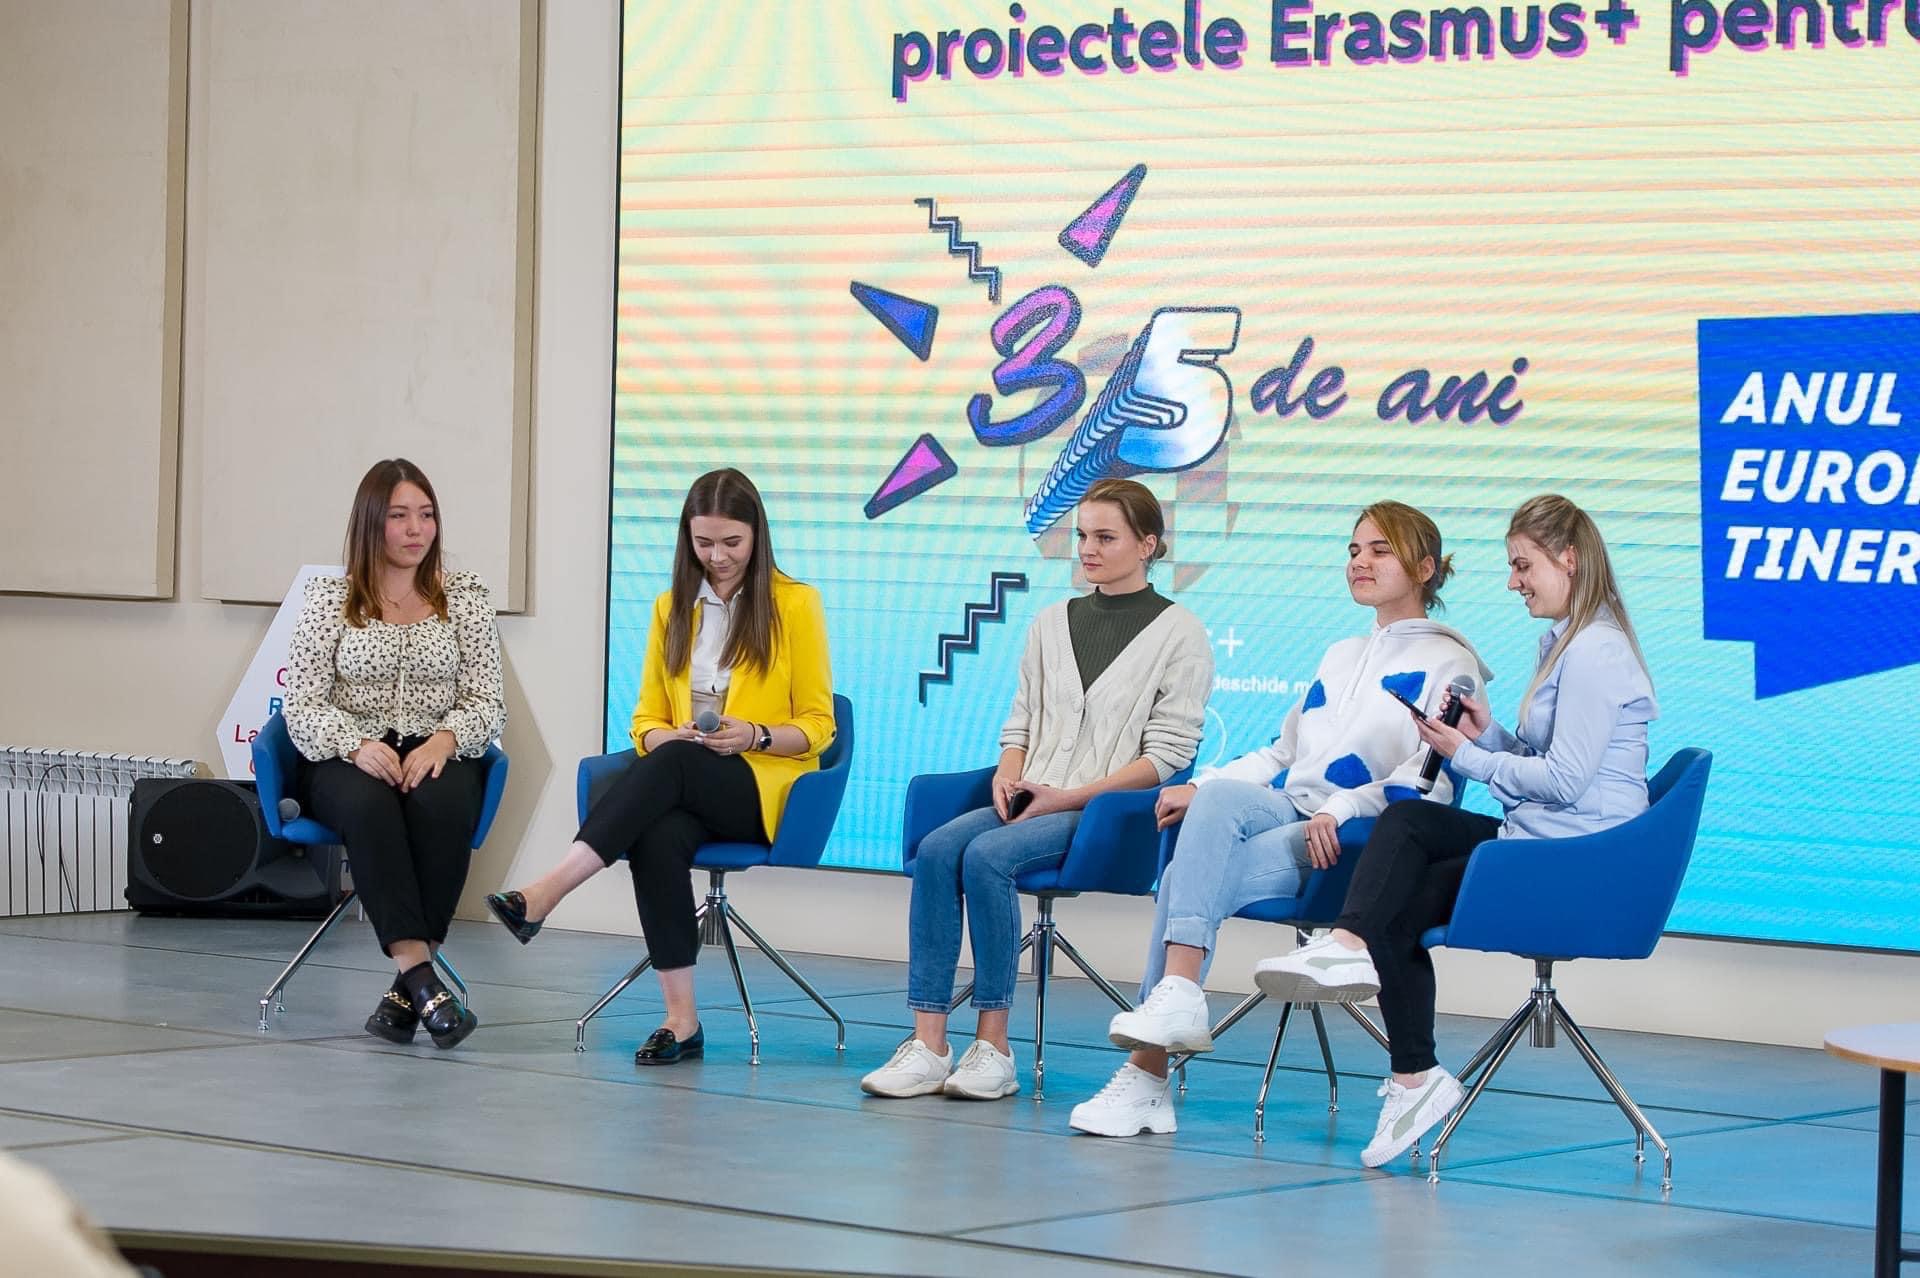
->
[[1194, 619, 1494, 826]]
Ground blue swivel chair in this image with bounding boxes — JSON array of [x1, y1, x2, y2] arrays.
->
[[902, 765, 1191, 1099], [572, 694, 854, 1062], [1419, 747, 1712, 1190], [251, 712, 510, 1031]]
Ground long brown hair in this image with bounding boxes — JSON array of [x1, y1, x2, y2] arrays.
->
[[1357, 500, 1454, 612], [342, 459, 447, 628], [1508, 494, 1652, 725], [1083, 478, 1169, 563], [664, 469, 780, 675]]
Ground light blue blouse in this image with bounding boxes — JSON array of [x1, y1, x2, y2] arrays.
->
[[1449, 610, 1657, 841]]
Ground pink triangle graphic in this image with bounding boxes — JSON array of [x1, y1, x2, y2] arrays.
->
[[865, 433, 959, 519], [1059, 164, 1146, 268], [1066, 191, 1126, 252], [882, 438, 944, 496]]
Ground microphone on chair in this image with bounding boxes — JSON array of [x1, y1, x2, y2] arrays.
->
[[693, 710, 722, 734], [277, 797, 302, 822], [1416, 674, 1478, 793]]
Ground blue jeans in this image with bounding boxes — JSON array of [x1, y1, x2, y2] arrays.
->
[[907, 805, 1081, 1013], [1140, 780, 1313, 996]]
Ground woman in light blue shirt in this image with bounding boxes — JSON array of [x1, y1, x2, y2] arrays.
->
[[1252, 494, 1656, 1169]]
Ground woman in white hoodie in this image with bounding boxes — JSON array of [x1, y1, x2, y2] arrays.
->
[[1069, 500, 1490, 1137]]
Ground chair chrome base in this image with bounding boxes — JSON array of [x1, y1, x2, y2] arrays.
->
[[573, 869, 847, 1063], [257, 889, 469, 1031], [1170, 987, 1391, 1140], [1426, 958, 1672, 1191], [946, 895, 1131, 1101]]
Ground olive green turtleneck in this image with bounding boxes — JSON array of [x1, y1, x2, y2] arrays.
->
[[1067, 585, 1176, 691]]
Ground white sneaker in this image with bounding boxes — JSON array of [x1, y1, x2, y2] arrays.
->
[[860, 1038, 952, 1097], [1361, 1067, 1464, 1168], [1107, 976, 1214, 1053], [942, 1038, 1021, 1100], [1069, 1063, 1178, 1137], [1252, 933, 1381, 1003]]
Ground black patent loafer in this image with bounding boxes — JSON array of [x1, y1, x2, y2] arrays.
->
[[634, 1024, 703, 1066], [485, 891, 543, 945], [364, 987, 419, 1045], [413, 981, 478, 1050]]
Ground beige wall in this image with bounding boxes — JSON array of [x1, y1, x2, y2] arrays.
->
[[0, 1, 186, 598], [1, 0, 1912, 1051], [196, 0, 537, 607]]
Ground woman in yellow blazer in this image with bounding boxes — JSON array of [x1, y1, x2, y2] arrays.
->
[[487, 469, 834, 1064]]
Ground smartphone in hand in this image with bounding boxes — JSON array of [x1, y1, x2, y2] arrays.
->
[[1005, 788, 1035, 820], [1386, 688, 1429, 721]]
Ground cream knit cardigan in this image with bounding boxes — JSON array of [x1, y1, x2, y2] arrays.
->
[[999, 598, 1213, 787]]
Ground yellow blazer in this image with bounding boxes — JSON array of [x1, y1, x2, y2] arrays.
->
[[630, 573, 835, 839]]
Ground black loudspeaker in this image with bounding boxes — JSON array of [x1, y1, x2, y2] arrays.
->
[[126, 779, 345, 918]]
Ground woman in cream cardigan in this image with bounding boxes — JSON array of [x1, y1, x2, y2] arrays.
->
[[862, 478, 1213, 1102], [487, 468, 834, 1066]]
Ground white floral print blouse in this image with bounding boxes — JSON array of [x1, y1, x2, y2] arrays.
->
[[283, 571, 507, 762]]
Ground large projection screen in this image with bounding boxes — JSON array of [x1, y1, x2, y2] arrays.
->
[[610, 2, 1920, 952]]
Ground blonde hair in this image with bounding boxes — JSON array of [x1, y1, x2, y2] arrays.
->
[[1356, 500, 1453, 612], [1082, 478, 1169, 562], [1508, 494, 1652, 725]]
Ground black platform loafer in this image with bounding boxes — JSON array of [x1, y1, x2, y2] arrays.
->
[[634, 1025, 704, 1066], [364, 986, 419, 1045], [412, 980, 478, 1050], [484, 891, 543, 944]]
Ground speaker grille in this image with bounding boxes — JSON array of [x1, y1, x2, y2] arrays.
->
[[141, 784, 259, 900]]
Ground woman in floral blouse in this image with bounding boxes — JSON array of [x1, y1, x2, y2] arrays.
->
[[284, 458, 506, 1049]]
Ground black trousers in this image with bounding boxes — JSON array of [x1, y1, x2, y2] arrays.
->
[[1335, 801, 1504, 1075], [301, 735, 485, 956], [575, 740, 765, 971]]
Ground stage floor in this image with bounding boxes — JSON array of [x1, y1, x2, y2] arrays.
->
[[0, 913, 1912, 1276]]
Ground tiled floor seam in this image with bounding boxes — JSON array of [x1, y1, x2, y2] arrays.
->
[[276, 1032, 1383, 1177], [12, 1114, 1236, 1277], [1440, 1163, 1901, 1238]]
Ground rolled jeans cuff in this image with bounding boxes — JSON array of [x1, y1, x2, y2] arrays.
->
[[906, 998, 954, 1014], [1161, 914, 1220, 954]]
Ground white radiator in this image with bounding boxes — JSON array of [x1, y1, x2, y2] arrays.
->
[[0, 748, 200, 918]]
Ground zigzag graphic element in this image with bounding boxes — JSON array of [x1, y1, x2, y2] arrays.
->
[[918, 571, 1028, 704], [913, 198, 1002, 302]]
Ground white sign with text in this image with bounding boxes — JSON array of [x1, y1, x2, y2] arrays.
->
[[217, 564, 343, 779]]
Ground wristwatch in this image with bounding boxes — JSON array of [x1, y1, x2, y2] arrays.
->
[[755, 723, 773, 752]]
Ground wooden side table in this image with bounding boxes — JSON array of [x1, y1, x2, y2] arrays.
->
[[1826, 1024, 1920, 1278]]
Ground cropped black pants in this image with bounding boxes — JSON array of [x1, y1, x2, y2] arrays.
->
[[1335, 800, 1503, 1075], [575, 740, 765, 970]]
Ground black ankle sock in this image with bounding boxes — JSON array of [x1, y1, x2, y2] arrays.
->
[[398, 961, 439, 1005]]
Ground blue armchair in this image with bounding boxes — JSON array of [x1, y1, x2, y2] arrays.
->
[[902, 765, 1190, 1100], [571, 694, 854, 1061], [1419, 747, 1713, 1189], [251, 713, 509, 1031]]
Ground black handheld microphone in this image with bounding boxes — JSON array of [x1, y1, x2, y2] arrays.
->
[[277, 797, 302, 822], [1416, 674, 1478, 793], [693, 710, 722, 734]]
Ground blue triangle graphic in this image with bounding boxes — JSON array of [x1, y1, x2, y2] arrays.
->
[[850, 281, 938, 362]]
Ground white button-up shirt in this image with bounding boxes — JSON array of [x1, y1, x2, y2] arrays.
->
[[689, 581, 734, 723]]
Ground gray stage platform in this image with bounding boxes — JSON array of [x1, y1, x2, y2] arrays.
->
[[0, 913, 1911, 1275]]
